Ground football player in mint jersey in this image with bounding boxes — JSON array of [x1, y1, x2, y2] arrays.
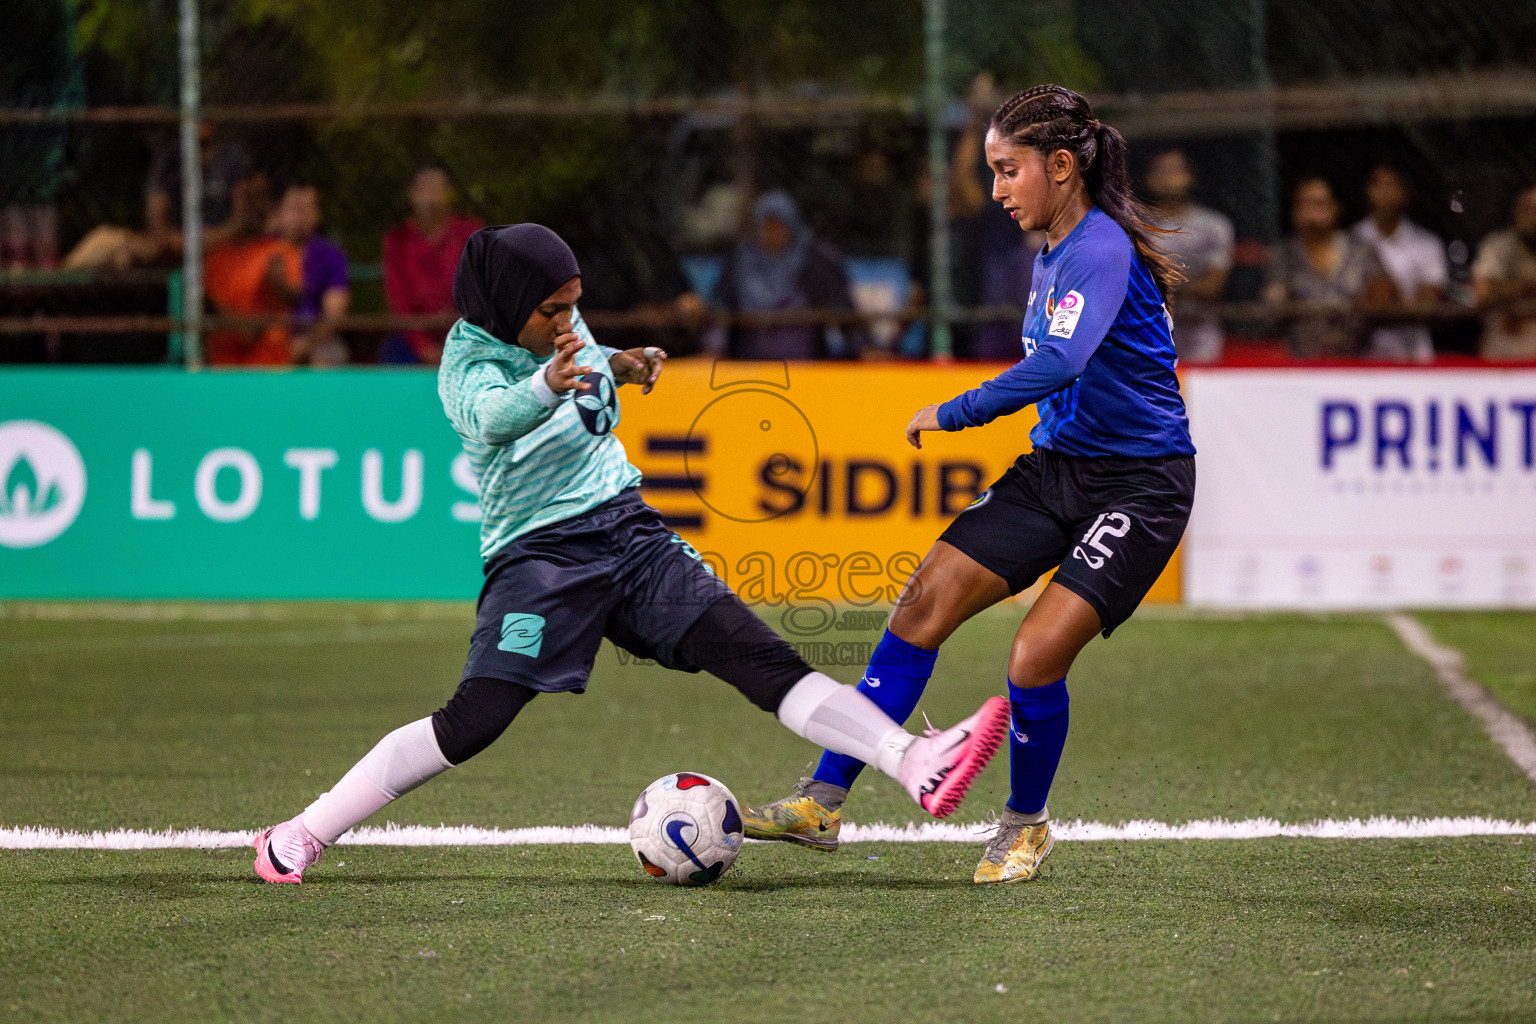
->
[[252, 224, 1010, 883], [745, 86, 1197, 884]]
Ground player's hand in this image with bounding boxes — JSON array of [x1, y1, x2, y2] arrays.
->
[[905, 403, 942, 449], [543, 332, 591, 393], [609, 346, 667, 394]]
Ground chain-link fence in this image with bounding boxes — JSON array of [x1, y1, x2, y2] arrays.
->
[[3, 0, 1536, 366]]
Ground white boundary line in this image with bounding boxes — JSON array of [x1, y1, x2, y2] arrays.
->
[[1386, 612, 1536, 787], [4, 816, 1535, 850]]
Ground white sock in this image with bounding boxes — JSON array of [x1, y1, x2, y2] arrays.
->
[[301, 718, 453, 845], [776, 672, 916, 779]]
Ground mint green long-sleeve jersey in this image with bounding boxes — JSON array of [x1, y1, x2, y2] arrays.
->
[[437, 310, 642, 561]]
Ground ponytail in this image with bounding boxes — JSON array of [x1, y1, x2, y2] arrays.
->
[[990, 85, 1182, 298]]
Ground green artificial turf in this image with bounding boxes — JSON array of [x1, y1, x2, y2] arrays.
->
[[2, 604, 1535, 1023], [1420, 611, 1536, 728], [3, 841, 1534, 1023]]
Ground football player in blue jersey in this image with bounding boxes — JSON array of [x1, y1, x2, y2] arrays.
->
[[745, 85, 1197, 884], [252, 224, 1009, 884]]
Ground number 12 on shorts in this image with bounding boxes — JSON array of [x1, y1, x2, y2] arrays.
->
[[1073, 512, 1131, 570]]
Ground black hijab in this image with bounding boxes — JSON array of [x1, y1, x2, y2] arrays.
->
[[452, 224, 581, 345]]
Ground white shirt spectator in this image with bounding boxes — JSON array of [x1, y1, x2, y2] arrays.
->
[[1472, 228, 1536, 360], [1352, 217, 1447, 362], [1154, 204, 1234, 363]]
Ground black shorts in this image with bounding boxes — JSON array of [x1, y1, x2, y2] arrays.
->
[[462, 489, 734, 692], [938, 449, 1195, 636]]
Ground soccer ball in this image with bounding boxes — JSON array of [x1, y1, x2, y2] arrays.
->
[[628, 772, 744, 886]]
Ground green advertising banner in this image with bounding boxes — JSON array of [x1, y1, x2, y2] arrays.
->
[[0, 369, 483, 599]]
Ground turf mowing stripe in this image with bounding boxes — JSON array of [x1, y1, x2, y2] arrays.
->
[[1387, 612, 1536, 787], [7, 622, 458, 653], [5, 816, 1536, 850], [0, 602, 472, 623]]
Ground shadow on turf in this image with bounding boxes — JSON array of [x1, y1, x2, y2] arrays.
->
[[35, 857, 960, 893], [270, 872, 960, 892], [36, 871, 243, 896], [247, 872, 957, 891]]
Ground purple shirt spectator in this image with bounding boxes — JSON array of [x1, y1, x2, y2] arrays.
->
[[298, 235, 348, 325], [273, 183, 351, 366]]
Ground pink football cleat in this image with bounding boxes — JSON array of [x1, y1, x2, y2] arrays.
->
[[253, 814, 327, 884], [897, 696, 1010, 819]]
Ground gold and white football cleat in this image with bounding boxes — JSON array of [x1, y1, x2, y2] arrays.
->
[[742, 778, 844, 852], [973, 811, 1054, 884]]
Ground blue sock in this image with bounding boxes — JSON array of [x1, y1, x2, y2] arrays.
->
[[811, 629, 938, 789], [1006, 677, 1070, 816]]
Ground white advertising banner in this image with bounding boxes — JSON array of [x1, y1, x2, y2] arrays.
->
[[1184, 368, 1536, 608]]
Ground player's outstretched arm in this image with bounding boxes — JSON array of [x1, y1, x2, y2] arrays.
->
[[607, 346, 667, 394], [450, 332, 590, 446], [905, 403, 942, 449]]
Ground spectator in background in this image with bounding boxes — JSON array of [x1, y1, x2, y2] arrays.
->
[[1264, 177, 1392, 358], [1472, 185, 1536, 360], [203, 171, 300, 366], [574, 202, 706, 356], [145, 123, 253, 256], [820, 144, 926, 357], [1145, 149, 1233, 363], [382, 166, 482, 365], [63, 122, 252, 271], [271, 183, 350, 367], [950, 72, 1046, 358], [825, 145, 914, 261], [1352, 164, 1448, 363], [708, 190, 862, 360]]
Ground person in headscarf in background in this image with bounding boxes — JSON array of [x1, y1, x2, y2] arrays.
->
[[707, 190, 865, 360]]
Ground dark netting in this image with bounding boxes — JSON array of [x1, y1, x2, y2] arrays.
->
[[2, 0, 1534, 365]]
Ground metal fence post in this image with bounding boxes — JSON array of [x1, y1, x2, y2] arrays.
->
[[1249, 0, 1280, 243], [924, 0, 953, 360], [178, 0, 203, 368]]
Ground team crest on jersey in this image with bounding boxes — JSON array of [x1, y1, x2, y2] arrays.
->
[[574, 373, 619, 435]]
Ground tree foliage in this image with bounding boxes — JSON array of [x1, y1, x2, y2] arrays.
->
[[61, 0, 935, 255]]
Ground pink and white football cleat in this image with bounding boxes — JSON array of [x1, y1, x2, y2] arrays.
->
[[253, 814, 327, 884], [896, 696, 1010, 819]]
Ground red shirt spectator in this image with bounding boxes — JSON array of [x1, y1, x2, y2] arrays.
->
[[382, 167, 482, 364]]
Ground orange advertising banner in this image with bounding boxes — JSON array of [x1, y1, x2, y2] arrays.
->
[[612, 359, 1180, 621]]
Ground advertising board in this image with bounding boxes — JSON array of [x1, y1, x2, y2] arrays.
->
[[1185, 368, 1536, 608], [2, 363, 1183, 612]]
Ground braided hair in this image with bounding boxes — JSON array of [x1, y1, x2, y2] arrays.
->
[[990, 84, 1181, 298]]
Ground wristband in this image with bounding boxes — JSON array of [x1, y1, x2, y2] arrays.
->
[[528, 366, 567, 409]]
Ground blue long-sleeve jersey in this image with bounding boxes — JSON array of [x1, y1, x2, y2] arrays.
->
[[937, 207, 1195, 458]]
